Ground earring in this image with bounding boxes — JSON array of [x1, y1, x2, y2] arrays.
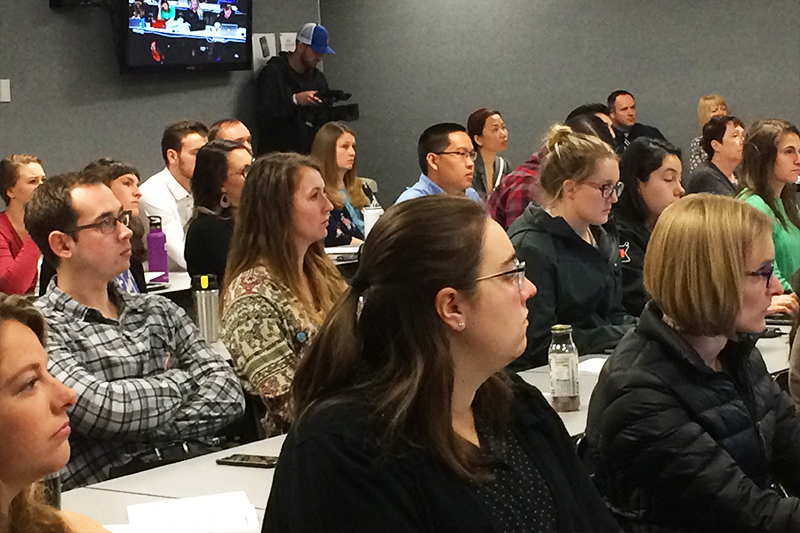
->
[[219, 193, 230, 208], [457, 321, 465, 331]]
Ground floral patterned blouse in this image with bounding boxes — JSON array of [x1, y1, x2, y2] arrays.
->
[[221, 266, 318, 436]]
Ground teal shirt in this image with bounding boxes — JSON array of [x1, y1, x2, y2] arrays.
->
[[739, 190, 800, 291]]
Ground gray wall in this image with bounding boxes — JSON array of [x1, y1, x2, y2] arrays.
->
[[0, 0, 320, 178], [320, 0, 800, 203]]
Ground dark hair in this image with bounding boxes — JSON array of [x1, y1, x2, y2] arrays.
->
[[565, 113, 615, 148], [160, 120, 208, 165], [417, 122, 466, 175], [82, 158, 147, 264], [82, 158, 141, 185], [607, 90, 634, 112], [208, 119, 246, 142], [565, 103, 609, 122], [467, 108, 501, 150], [700, 115, 744, 159], [0, 154, 42, 204], [616, 137, 682, 224], [24, 172, 96, 268], [191, 139, 245, 213], [223, 153, 344, 323], [739, 119, 800, 231], [292, 195, 512, 481]]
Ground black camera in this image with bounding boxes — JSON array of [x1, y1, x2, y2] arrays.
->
[[312, 89, 360, 124]]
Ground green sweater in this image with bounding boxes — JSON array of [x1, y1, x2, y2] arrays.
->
[[739, 191, 800, 291]]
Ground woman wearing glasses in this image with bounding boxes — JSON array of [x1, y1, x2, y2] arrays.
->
[[0, 154, 44, 295], [613, 137, 684, 316], [587, 194, 800, 533], [508, 124, 633, 371], [221, 153, 345, 437], [184, 139, 251, 282], [263, 195, 618, 532], [737, 119, 800, 298]]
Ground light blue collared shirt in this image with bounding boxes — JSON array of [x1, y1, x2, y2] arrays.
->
[[395, 174, 483, 204]]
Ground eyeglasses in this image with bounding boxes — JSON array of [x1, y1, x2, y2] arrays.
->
[[476, 258, 526, 291], [745, 260, 774, 289], [584, 181, 624, 199], [434, 150, 478, 162], [69, 211, 132, 235]]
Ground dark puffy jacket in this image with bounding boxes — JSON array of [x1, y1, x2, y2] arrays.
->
[[587, 303, 800, 533], [508, 204, 634, 370]]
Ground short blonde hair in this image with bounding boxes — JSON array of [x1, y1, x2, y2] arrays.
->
[[539, 124, 617, 203], [697, 94, 727, 127], [644, 194, 771, 337]]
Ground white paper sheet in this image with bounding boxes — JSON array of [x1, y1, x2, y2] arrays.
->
[[105, 492, 259, 533], [577, 356, 608, 374]]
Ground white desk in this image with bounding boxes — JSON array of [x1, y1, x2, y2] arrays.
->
[[148, 271, 192, 295], [757, 326, 791, 374], [61, 490, 169, 525], [62, 436, 284, 527]]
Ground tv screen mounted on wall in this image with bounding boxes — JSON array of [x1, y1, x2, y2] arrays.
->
[[122, 0, 252, 72]]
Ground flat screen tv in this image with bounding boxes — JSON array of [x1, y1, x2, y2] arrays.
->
[[122, 0, 252, 72]]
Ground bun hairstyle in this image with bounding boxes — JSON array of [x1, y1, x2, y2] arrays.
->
[[539, 124, 617, 202]]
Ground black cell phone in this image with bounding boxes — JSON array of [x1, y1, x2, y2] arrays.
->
[[761, 327, 786, 339], [215, 454, 279, 469]]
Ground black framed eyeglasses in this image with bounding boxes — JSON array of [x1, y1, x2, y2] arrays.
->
[[434, 150, 478, 162], [745, 260, 774, 288], [476, 258, 526, 291], [585, 181, 624, 199], [69, 211, 132, 235]]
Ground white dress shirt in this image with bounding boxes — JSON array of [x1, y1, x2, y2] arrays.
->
[[139, 167, 193, 271]]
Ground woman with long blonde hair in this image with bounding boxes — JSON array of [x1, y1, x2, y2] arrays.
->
[[311, 122, 373, 246], [221, 153, 346, 436]]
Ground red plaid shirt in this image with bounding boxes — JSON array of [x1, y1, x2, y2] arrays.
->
[[488, 147, 546, 229]]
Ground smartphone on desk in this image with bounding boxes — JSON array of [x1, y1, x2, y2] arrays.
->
[[216, 454, 279, 469]]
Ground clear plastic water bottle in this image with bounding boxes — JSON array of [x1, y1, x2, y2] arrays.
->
[[549, 324, 580, 412], [147, 216, 169, 283]]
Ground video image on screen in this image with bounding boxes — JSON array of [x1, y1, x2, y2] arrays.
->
[[125, 0, 251, 71]]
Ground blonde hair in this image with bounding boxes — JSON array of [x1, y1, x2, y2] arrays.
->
[[539, 124, 617, 203], [697, 94, 727, 127], [8, 483, 67, 533], [310, 122, 369, 211], [644, 194, 771, 337]]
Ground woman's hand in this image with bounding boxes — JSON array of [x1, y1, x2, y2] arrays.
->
[[769, 293, 800, 315]]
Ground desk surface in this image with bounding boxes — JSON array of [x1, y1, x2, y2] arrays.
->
[[148, 271, 192, 295], [62, 436, 285, 527]]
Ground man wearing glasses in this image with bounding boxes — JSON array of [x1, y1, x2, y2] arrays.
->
[[395, 123, 483, 204], [24, 173, 244, 490]]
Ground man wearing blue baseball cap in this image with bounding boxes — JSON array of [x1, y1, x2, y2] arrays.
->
[[255, 22, 336, 154]]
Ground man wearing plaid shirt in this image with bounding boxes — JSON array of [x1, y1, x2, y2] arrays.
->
[[488, 147, 546, 230], [25, 172, 245, 490]]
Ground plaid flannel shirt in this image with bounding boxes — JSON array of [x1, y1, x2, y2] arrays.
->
[[36, 280, 245, 490], [488, 149, 545, 229]]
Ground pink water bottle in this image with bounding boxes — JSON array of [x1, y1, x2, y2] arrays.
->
[[147, 216, 169, 283]]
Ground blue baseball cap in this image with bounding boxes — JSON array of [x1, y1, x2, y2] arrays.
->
[[296, 23, 335, 55]]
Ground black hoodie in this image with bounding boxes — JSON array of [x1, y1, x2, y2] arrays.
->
[[508, 204, 634, 370]]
